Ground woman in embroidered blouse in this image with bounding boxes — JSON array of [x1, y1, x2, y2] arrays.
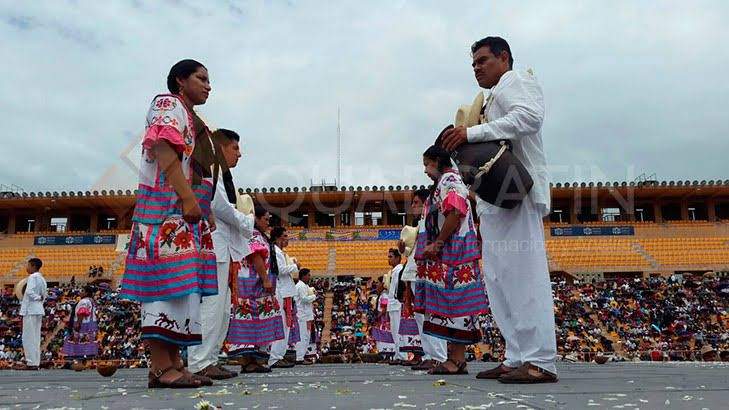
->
[[414, 145, 490, 375], [120, 59, 218, 388], [225, 203, 284, 373]]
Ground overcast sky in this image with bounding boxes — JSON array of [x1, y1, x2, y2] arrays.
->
[[1, 1, 728, 193]]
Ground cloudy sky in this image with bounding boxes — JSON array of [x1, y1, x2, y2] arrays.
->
[[1, 0, 727, 193]]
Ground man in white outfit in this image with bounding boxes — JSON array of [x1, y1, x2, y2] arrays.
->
[[385, 249, 408, 364], [400, 189, 448, 371], [268, 226, 300, 368], [17, 258, 47, 370], [189, 129, 254, 380], [294, 268, 316, 364], [440, 36, 558, 383]]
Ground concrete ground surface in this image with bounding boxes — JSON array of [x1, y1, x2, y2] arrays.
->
[[0, 362, 727, 409]]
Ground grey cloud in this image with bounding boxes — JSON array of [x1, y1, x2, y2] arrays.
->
[[0, 0, 727, 194]]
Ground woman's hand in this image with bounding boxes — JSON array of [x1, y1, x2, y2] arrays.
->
[[182, 197, 202, 224], [262, 278, 274, 294]]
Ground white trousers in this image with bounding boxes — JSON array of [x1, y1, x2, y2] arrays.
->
[[188, 260, 232, 373], [22, 315, 42, 366], [414, 312, 448, 363], [295, 317, 311, 361], [478, 197, 557, 375], [388, 309, 407, 360], [268, 294, 294, 365]]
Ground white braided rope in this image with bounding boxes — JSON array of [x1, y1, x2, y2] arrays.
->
[[474, 141, 508, 179]]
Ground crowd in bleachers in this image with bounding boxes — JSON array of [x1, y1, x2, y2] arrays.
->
[[1, 274, 726, 367]]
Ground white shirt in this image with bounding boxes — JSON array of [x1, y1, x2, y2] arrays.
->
[[386, 264, 403, 312], [466, 69, 551, 215], [274, 245, 297, 298], [294, 280, 316, 321], [20, 271, 47, 316], [211, 177, 255, 263]]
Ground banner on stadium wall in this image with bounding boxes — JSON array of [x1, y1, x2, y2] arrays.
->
[[116, 234, 131, 252], [377, 229, 401, 240], [33, 234, 117, 246], [550, 226, 635, 237], [291, 228, 401, 241]]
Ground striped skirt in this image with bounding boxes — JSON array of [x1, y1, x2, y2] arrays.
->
[[226, 269, 284, 357], [287, 301, 301, 345], [120, 216, 217, 302], [414, 259, 489, 344]]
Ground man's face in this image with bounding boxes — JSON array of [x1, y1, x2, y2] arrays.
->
[[221, 140, 242, 168], [25, 262, 33, 275], [472, 46, 509, 89], [388, 252, 400, 267], [280, 231, 290, 248]]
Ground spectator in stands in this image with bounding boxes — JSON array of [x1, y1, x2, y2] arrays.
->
[[15, 258, 47, 370]]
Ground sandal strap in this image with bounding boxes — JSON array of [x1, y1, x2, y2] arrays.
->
[[152, 365, 176, 379]]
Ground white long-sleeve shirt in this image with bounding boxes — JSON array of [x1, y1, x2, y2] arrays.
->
[[20, 272, 47, 316], [466, 69, 551, 215], [274, 245, 298, 298], [386, 264, 403, 312], [210, 177, 255, 263], [294, 280, 316, 321]]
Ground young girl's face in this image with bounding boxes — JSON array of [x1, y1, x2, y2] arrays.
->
[[423, 156, 440, 181]]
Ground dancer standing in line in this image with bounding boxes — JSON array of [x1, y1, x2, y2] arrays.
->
[[188, 128, 252, 380], [121, 59, 218, 388], [15, 258, 47, 371], [385, 249, 409, 365], [414, 145, 490, 375], [62, 285, 99, 364], [400, 189, 448, 371], [225, 204, 284, 373], [293, 268, 316, 365], [439, 37, 557, 383], [268, 226, 301, 369], [371, 277, 395, 363]]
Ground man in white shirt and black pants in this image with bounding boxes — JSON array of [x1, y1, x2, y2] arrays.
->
[[294, 268, 316, 365], [268, 226, 300, 368], [17, 258, 47, 370], [441, 36, 558, 383], [188, 129, 254, 380]]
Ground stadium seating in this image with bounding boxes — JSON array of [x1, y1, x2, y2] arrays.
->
[[334, 241, 398, 274], [286, 241, 330, 272], [546, 238, 651, 270]]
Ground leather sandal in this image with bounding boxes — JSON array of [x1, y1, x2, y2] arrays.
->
[[428, 359, 468, 375], [148, 366, 203, 389], [497, 363, 558, 384], [241, 362, 272, 373], [476, 364, 515, 380]]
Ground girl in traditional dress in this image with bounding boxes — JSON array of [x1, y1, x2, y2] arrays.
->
[[226, 204, 285, 373], [414, 145, 490, 375], [371, 277, 395, 363], [62, 286, 99, 363], [121, 59, 218, 388]]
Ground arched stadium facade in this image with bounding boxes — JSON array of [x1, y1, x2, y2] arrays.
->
[[1, 181, 729, 286]]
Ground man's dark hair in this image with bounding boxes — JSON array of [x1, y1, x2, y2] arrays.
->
[[212, 128, 240, 144], [270, 226, 286, 242], [471, 36, 513, 68], [28, 258, 42, 271], [299, 268, 311, 280], [388, 248, 401, 258], [413, 188, 429, 204]]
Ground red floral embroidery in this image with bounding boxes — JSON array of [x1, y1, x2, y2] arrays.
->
[[201, 232, 213, 250], [173, 230, 193, 249], [236, 299, 252, 317], [453, 265, 474, 285], [426, 264, 446, 283], [155, 97, 176, 110], [159, 221, 178, 245]]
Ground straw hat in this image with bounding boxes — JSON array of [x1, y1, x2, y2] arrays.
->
[[236, 193, 254, 215], [14, 277, 27, 300], [701, 345, 715, 356], [454, 91, 484, 128], [399, 226, 418, 257]]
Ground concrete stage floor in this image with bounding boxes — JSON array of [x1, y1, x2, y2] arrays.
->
[[1, 362, 727, 409]]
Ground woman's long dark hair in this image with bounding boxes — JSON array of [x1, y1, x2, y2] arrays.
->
[[423, 145, 453, 173], [167, 59, 205, 94], [253, 202, 279, 276]]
